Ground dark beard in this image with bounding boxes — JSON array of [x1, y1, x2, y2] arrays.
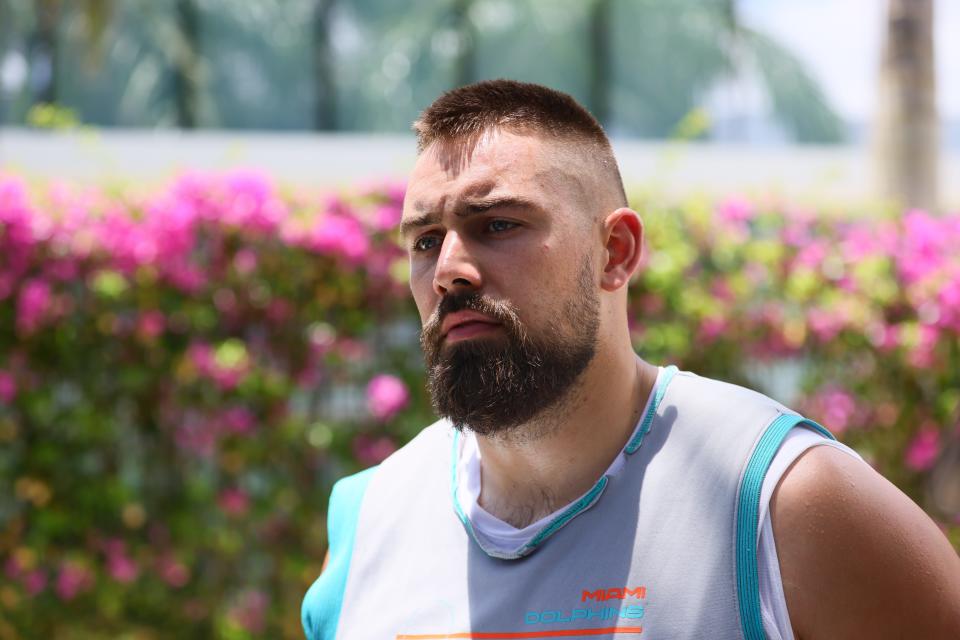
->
[[420, 259, 599, 437]]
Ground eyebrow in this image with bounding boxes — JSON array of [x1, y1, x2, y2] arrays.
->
[[398, 196, 535, 238]]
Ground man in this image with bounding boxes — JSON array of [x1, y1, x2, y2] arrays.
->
[[302, 80, 960, 639]]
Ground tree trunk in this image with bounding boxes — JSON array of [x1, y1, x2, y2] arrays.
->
[[174, 0, 200, 129], [313, 0, 337, 130], [874, 0, 939, 212], [28, 0, 60, 105], [451, 0, 475, 88], [588, 0, 611, 126]]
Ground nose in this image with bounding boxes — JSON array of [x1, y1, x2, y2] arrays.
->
[[432, 231, 482, 296]]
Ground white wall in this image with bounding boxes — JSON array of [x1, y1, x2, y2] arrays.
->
[[2, 128, 959, 209]]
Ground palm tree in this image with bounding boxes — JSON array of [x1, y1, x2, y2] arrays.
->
[[604, 0, 843, 142], [873, 0, 938, 211]]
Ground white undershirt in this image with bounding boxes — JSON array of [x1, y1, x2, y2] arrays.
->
[[455, 367, 863, 640]]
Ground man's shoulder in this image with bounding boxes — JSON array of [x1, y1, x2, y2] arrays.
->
[[772, 445, 960, 638]]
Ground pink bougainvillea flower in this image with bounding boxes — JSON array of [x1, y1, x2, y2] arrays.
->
[[697, 315, 728, 342], [905, 426, 941, 472], [23, 569, 47, 596], [709, 278, 735, 303], [0, 371, 16, 404], [174, 416, 218, 459], [186, 342, 215, 372], [228, 589, 268, 634], [807, 308, 846, 343], [104, 540, 139, 584], [16, 278, 52, 334], [781, 217, 812, 247], [220, 406, 256, 436], [372, 204, 403, 231], [232, 248, 258, 275], [366, 374, 409, 422], [806, 386, 859, 435], [43, 257, 79, 282], [217, 487, 250, 517], [336, 338, 371, 362], [868, 322, 899, 352], [55, 561, 94, 601], [185, 340, 250, 391], [306, 213, 370, 265], [896, 209, 958, 285], [358, 179, 406, 206], [107, 554, 138, 584], [840, 225, 882, 263], [222, 170, 287, 233], [352, 434, 398, 466], [793, 240, 828, 270], [907, 324, 940, 369], [137, 310, 166, 339], [266, 298, 292, 324], [156, 554, 190, 588], [938, 275, 960, 332], [717, 196, 755, 224]]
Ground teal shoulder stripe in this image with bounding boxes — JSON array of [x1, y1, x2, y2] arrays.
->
[[735, 414, 834, 640], [301, 466, 378, 640]]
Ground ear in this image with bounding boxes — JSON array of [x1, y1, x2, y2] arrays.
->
[[600, 208, 643, 292]]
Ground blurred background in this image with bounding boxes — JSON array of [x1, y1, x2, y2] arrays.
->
[[1, 1, 959, 638]]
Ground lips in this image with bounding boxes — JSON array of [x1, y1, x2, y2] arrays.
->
[[440, 310, 502, 342]]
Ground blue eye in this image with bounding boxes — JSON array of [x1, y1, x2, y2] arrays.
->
[[488, 220, 517, 233], [413, 235, 440, 252]]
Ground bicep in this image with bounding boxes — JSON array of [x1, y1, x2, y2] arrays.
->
[[771, 445, 960, 640]]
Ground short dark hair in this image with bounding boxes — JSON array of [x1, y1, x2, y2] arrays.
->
[[414, 79, 608, 151], [414, 79, 626, 206]]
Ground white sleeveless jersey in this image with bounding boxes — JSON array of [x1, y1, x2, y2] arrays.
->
[[302, 366, 838, 639]]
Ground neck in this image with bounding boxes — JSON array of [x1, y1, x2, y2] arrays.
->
[[474, 347, 658, 528]]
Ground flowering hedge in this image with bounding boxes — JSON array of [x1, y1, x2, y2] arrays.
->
[[1, 173, 958, 638]]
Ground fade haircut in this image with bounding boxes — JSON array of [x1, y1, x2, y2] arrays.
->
[[414, 79, 627, 207]]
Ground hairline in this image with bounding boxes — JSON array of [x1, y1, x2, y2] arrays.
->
[[417, 124, 628, 210]]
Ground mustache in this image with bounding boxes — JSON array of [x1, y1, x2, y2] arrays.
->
[[421, 292, 523, 351]]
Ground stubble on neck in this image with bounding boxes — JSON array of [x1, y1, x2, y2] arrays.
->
[[475, 353, 653, 529]]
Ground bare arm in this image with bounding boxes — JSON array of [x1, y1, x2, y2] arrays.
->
[[772, 445, 960, 640]]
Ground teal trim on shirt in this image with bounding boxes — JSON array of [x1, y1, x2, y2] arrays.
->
[[451, 363, 679, 560], [301, 466, 378, 640], [735, 414, 834, 640], [626, 364, 678, 454]]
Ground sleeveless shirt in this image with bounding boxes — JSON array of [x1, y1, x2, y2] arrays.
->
[[302, 367, 835, 639]]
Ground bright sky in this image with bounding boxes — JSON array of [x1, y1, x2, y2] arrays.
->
[[740, 0, 960, 121]]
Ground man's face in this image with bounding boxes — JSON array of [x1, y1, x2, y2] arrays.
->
[[401, 129, 603, 435]]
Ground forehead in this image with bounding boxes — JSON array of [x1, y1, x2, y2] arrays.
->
[[404, 130, 572, 214]]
